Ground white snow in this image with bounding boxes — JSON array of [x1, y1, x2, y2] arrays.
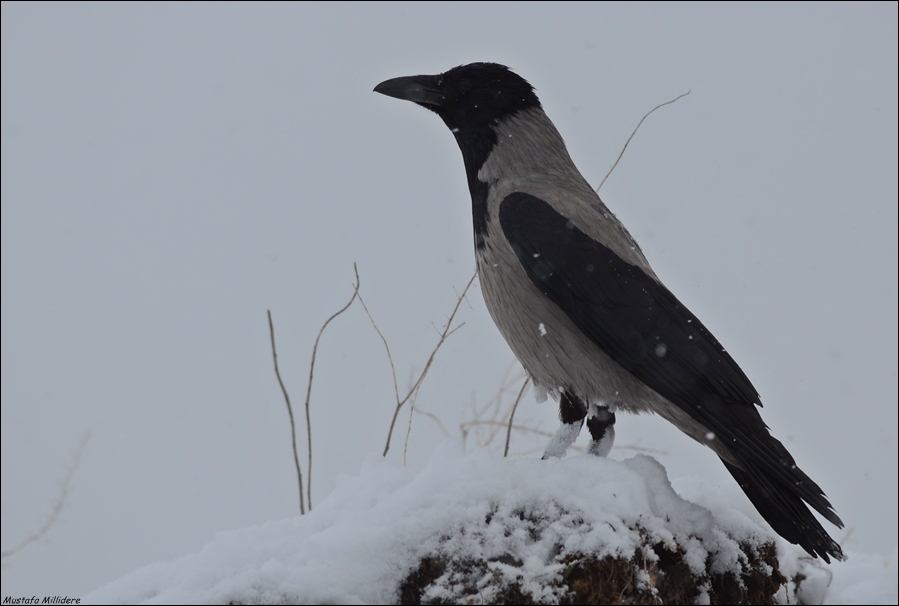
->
[[85, 444, 897, 605], [779, 549, 898, 605]]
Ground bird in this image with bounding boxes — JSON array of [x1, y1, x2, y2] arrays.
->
[[374, 62, 845, 562]]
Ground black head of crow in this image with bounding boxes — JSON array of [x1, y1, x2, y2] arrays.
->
[[375, 62, 845, 562]]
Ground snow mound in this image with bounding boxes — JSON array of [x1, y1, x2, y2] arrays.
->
[[84, 443, 891, 605], [393, 451, 781, 604]]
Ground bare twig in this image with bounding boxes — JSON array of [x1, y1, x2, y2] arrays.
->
[[302, 264, 360, 511], [369, 269, 478, 458], [400, 270, 477, 463], [504, 376, 531, 457], [413, 406, 451, 437], [462, 418, 551, 439], [461, 362, 529, 450], [268, 309, 305, 515], [839, 527, 855, 548], [597, 90, 691, 193], [355, 291, 401, 429], [2, 432, 91, 560]]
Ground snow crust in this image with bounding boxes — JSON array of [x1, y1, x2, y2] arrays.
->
[[85, 443, 897, 605]]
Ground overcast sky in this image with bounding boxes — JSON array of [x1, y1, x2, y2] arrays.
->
[[2, 2, 896, 598]]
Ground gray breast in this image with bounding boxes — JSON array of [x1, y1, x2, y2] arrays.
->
[[476, 234, 734, 461], [475, 223, 666, 416]]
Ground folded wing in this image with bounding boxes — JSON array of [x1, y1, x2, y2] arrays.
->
[[500, 191, 844, 561]]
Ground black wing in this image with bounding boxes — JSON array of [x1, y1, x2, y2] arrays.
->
[[500, 192, 844, 561]]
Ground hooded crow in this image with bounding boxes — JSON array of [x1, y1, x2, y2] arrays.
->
[[374, 62, 844, 562]]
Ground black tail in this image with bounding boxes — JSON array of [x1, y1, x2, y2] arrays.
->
[[722, 457, 845, 562]]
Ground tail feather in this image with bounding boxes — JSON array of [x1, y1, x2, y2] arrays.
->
[[722, 458, 845, 562], [690, 396, 844, 560]]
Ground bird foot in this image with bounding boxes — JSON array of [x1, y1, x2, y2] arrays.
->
[[586, 404, 616, 457], [541, 419, 584, 459]]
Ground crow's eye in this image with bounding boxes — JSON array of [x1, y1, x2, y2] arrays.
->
[[459, 79, 472, 93]]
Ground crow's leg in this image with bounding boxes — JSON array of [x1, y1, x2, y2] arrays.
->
[[542, 390, 587, 459], [586, 403, 616, 457]]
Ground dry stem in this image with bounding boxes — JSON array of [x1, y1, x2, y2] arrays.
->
[[2, 432, 91, 559], [361, 269, 477, 459], [268, 265, 359, 515], [302, 264, 360, 510], [504, 376, 531, 457], [596, 90, 691, 193], [268, 309, 306, 515]]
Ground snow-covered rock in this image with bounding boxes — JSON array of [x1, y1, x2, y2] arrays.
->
[[84, 443, 895, 605]]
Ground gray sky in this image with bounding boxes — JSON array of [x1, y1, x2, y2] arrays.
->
[[2, 2, 896, 597]]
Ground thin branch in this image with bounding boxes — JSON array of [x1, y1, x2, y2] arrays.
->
[[516, 444, 575, 457], [400, 270, 478, 462], [403, 392, 416, 465], [839, 527, 854, 548], [303, 264, 360, 511], [455, 283, 475, 310], [597, 90, 691, 193], [509, 442, 665, 457], [356, 290, 402, 433], [2, 432, 91, 560], [436, 323, 461, 343], [614, 443, 669, 455], [373, 269, 477, 458], [463, 361, 527, 449], [504, 376, 531, 457], [268, 309, 305, 515], [413, 406, 451, 437], [462, 418, 551, 438]]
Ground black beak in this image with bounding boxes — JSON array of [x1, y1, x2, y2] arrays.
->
[[374, 74, 445, 107]]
